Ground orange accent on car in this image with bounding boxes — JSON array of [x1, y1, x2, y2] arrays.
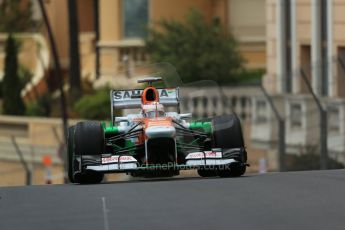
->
[[137, 131, 146, 144], [144, 117, 173, 127], [141, 87, 159, 104], [142, 117, 174, 140]]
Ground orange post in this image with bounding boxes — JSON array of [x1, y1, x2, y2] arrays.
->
[[42, 155, 52, 184]]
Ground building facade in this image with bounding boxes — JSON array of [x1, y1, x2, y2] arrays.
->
[[0, 0, 266, 98], [252, 0, 345, 168], [96, 0, 266, 86], [0, 0, 96, 99]]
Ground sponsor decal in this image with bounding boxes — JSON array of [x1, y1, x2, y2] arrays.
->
[[160, 90, 168, 97], [113, 89, 176, 101], [145, 117, 173, 127], [142, 104, 164, 110], [186, 151, 222, 159], [102, 155, 137, 164], [147, 121, 172, 127]]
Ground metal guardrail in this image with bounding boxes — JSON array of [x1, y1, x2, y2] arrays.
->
[[0, 116, 81, 164]]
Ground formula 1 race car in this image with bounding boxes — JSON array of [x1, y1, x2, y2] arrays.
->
[[67, 77, 248, 184]]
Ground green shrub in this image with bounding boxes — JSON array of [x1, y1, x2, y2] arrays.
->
[[18, 65, 33, 89], [74, 89, 111, 120], [25, 93, 52, 117], [146, 9, 244, 84], [26, 102, 45, 117], [233, 69, 265, 85], [2, 35, 25, 115], [0, 0, 40, 33]]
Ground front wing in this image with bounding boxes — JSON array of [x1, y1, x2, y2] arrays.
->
[[83, 148, 245, 173]]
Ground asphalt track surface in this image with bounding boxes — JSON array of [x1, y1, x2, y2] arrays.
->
[[1, 170, 345, 230]]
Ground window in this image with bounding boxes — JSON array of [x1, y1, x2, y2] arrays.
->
[[123, 0, 149, 38], [290, 103, 302, 129], [300, 45, 311, 93]]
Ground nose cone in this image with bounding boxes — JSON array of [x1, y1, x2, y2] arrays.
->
[[145, 126, 176, 139]]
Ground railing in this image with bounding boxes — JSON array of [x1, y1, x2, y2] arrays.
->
[[0, 115, 80, 164], [180, 86, 260, 121], [251, 94, 345, 157]]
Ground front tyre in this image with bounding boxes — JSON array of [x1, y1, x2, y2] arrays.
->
[[218, 163, 246, 177], [212, 114, 244, 149], [74, 171, 104, 184], [73, 121, 105, 184], [197, 169, 218, 177], [212, 114, 247, 177]]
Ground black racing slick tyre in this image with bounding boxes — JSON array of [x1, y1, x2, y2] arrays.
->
[[197, 169, 218, 177], [218, 163, 246, 177], [212, 114, 244, 149], [67, 126, 76, 183], [73, 121, 105, 184], [212, 114, 246, 177], [73, 172, 104, 184], [75, 121, 105, 156]]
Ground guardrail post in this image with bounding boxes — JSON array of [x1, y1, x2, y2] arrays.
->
[[300, 69, 328, 170], [11, 136, 32, 185], [260, 85, 286, 172]]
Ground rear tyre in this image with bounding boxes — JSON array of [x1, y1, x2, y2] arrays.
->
[[212, 114, 246, 177], [73, 121, 105, 184], [218, 163, 246, 177], [212, 114, 244, 149]]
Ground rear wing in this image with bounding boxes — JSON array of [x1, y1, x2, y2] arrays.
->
[[110, 88, 180, 121]]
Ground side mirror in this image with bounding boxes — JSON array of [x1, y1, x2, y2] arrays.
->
[[114, 117, 129, 123], [179, 113, 192, 120]]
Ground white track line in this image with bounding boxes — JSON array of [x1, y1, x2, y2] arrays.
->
[[101, 197, 110, 230]]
